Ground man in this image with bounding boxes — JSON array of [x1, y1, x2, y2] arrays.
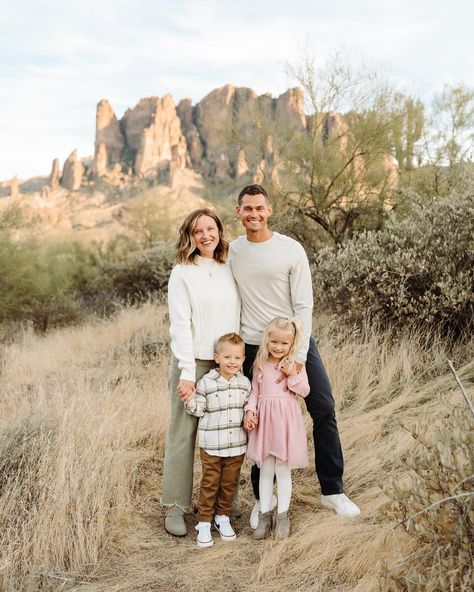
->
[[229, 184, 360, 526]]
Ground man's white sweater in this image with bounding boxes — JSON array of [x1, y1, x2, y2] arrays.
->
[[168, 256, 240, 382], [229, 232, 313, 363]]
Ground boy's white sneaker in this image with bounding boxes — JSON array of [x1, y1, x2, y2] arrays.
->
[[195, 521, 214, 548], [213, 515, 236, 541], [320, 493, 361, 518], [250, 494, 277, 529]]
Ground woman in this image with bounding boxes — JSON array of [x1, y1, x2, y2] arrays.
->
[[161, 208, 241, 536]]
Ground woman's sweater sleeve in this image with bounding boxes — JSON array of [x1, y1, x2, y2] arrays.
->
[[287, 367, 310, 398], [168, 266, 196, 382]]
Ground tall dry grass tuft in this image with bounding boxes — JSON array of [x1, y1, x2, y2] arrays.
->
[[0, 306, 472, 591]]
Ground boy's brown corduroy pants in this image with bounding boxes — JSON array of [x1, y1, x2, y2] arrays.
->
[[197, 449, 245, 522]]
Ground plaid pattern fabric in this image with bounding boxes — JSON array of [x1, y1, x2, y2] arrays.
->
[[185, 369, 251, 457]]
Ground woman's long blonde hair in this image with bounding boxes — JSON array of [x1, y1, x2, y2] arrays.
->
[[253, 316, 304, 372], [175, 208, 228, 264]]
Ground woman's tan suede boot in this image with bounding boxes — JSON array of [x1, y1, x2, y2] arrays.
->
[[253, 511, 273, 540], [274, 511, 290, 539]]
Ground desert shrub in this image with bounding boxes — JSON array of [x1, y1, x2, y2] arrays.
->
[[382, 400, 474, 590], [312, 191, 474, 335], [89, 243, 175, 306]]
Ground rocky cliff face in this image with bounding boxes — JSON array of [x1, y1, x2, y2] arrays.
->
[[91, 84, 308, 183]]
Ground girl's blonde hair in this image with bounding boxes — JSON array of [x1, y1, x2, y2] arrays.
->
[[175, 208, 228, 264], [253, 316, 304, 371]]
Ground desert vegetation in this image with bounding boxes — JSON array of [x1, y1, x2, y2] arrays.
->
[[0, 303, 472, 591]]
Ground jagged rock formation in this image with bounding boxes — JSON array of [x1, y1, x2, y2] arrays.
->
[[88, 84, 397, 196], [48, 158, 61, 190], [92, 85, 308, 182], [95, 99, 124, 170], [119, 95, 186, 177], [62, 150, 84, 191], [6, 176, 20, 198]]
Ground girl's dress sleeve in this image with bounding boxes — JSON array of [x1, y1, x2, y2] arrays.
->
[[287, 367, 310, 398], [244, 371, 261, 414]]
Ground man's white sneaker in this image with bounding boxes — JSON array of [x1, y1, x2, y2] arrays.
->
[[320, 493, 361, 518], [213, 515, 236, 541], [195, 521, 214, 548], [250, 494, 277, 529]]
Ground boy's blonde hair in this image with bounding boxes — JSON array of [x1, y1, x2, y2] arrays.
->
[[254, 317, 303, 371], [215, 332, 244, 353]]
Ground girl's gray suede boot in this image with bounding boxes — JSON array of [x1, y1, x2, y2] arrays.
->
[[274, 511, 290, 539], [253, 511, 273, 540]]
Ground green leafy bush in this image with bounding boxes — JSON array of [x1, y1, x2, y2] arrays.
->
[[312, 192, 474, 335]]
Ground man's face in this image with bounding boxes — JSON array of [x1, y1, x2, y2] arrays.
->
[[236, 193, 272, 233]]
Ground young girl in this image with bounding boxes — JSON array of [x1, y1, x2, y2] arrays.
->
[[244, 317, 310, 540]]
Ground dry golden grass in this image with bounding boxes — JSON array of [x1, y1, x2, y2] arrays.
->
[[0, 305, 472, 592]]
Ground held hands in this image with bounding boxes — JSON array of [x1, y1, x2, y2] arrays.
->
[[277, 358, 301, 378], [177, 379, 196, 402], [244, 411, 258, 431]]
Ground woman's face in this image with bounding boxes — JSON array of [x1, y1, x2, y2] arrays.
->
[[192, 215, 220, 258]]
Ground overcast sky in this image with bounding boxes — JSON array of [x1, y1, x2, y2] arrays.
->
[[0, 0, 473, 181]]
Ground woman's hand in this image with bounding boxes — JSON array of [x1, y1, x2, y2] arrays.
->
[[244, 411, 258, 431], [177, 380, 196, 402]]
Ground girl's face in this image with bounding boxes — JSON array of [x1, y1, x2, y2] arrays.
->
[[192, 215, 219, 258], [267, 329, 293, 362]]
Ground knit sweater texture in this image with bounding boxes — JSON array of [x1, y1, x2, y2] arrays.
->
[[229, 232, 313, 362], [168, 257, 240, 381]]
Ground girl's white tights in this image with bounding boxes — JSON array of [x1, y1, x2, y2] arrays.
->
[[259, 455, 292, 513]]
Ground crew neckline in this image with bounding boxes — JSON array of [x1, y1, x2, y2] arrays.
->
[[244, 231, 277, 246], [196, 255, 217, 264]]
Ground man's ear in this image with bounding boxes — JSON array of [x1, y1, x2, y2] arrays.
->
[[235, 204, 242, 218], [267, 204, 273, 217]]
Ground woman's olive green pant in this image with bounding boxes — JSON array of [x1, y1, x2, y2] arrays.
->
[[160, 355, 216, 510]]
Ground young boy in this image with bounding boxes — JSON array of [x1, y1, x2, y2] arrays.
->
[[185, 332, 251, 548]]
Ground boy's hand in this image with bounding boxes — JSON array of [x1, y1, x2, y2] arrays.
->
[[177, 380, 195, 402], [244, 411, 258, 431]]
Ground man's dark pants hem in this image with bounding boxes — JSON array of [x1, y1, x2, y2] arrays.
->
[[243, 338, 344, 498]]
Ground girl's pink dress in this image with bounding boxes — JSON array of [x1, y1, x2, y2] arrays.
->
[[245, 362, 310, 469]]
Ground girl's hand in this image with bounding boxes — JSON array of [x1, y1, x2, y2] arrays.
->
[[278, 358, 298, 377], [244, 411, 258, 431], [177, 380, 196, 402]]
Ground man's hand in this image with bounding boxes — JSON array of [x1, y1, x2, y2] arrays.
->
[[177, 380, 195, 402], [244, 410, 258, 431]]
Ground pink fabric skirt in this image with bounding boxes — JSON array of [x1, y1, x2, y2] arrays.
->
[[246, 397, 308, 469]]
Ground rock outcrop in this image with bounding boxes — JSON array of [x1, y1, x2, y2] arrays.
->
[[48, 158, 61, 190], [89, 84, 397, 188], [61, 150, 84, 191], [177, 98, 203, 168], [95, 100, 124, 168], [121, 95, 186, 177], [275, 88, 306, 132]]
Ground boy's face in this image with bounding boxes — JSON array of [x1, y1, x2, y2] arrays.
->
[[214, 343, 245, 379]]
